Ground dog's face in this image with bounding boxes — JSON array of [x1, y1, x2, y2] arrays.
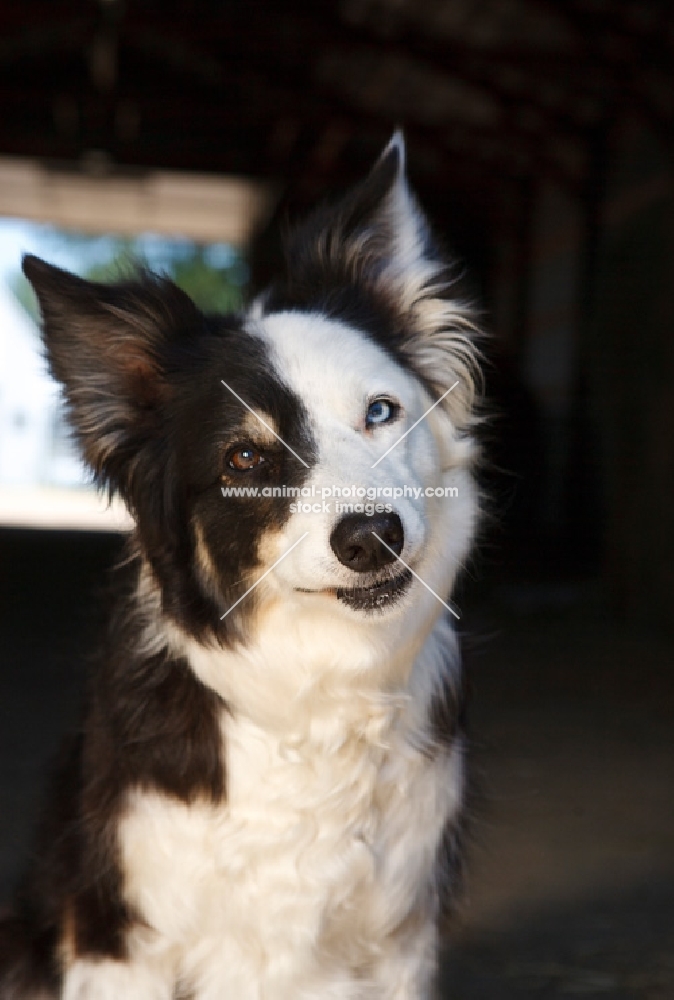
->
[[24, 134, 479, 647], [242, 311, 473, 619]]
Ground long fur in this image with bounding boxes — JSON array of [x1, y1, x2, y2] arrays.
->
[[1, 133, 481, 999]]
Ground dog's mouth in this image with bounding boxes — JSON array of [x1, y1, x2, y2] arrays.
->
[[337, 569, 413, 611], [297, 569, 413, 612]]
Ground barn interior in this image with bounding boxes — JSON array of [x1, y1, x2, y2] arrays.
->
[[0, 2, 673, 996]]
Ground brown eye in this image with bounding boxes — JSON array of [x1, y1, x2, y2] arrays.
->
[[228, 445, 264, 471]]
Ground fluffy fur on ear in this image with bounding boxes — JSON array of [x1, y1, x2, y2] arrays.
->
[[22, 255, 203, 503], [268, 131, 481, 430]]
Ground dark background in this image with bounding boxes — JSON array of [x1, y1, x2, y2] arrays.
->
[[0, 2, 673, 996]]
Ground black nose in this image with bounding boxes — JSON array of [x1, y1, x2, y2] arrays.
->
[[330, 512, 404, 572]]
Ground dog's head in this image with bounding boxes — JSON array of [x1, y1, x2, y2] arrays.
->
[[24, 134, 481, 651]]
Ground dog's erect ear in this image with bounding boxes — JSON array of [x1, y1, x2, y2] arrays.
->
[[335, 130, 432, 307], [281, 131, 480, 429], [282, 131, 421, 303], [22, 255, 203, 500]]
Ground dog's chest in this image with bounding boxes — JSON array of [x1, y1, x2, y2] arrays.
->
[[119, 704, 459, 996]]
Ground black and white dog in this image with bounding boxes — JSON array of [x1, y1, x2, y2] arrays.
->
[[1, 133, 480, 999]]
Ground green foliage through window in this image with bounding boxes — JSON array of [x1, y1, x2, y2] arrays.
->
[[10, 226, 248, 320]]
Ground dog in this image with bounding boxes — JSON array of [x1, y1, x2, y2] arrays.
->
[[0, 132, 480, 999]]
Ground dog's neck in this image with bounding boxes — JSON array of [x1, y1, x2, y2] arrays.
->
[[129, 551, 454, 744]]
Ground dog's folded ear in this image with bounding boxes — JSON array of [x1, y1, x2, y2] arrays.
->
[[278, 131, 481, 430], [22, 255, 202, 499]]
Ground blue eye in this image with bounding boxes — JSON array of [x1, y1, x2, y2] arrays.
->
[[366, 398, 398, 427]]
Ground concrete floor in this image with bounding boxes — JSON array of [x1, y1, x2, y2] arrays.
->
[[440, 597, 674, 998], [1, 528, 673, 997]]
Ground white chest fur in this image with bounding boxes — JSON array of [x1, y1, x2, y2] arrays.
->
[[115, 693, 463, 1000]]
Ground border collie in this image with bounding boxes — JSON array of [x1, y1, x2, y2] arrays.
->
[[1, 133, 480, 999]]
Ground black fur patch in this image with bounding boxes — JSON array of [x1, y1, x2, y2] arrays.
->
[[6, 729, 131, 983], [263, 146, 410, 366], [176, 325, 315, 638], [23, 257, 315, 642], [89, 643, 226, 804], [4, 596, 227, 982]]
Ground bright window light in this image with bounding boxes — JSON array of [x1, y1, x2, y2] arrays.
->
[[0, 169, 268, 530]]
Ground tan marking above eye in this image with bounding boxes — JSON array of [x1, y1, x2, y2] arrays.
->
[[241, 410, 278, 446], [228, 445, 264, 471]]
